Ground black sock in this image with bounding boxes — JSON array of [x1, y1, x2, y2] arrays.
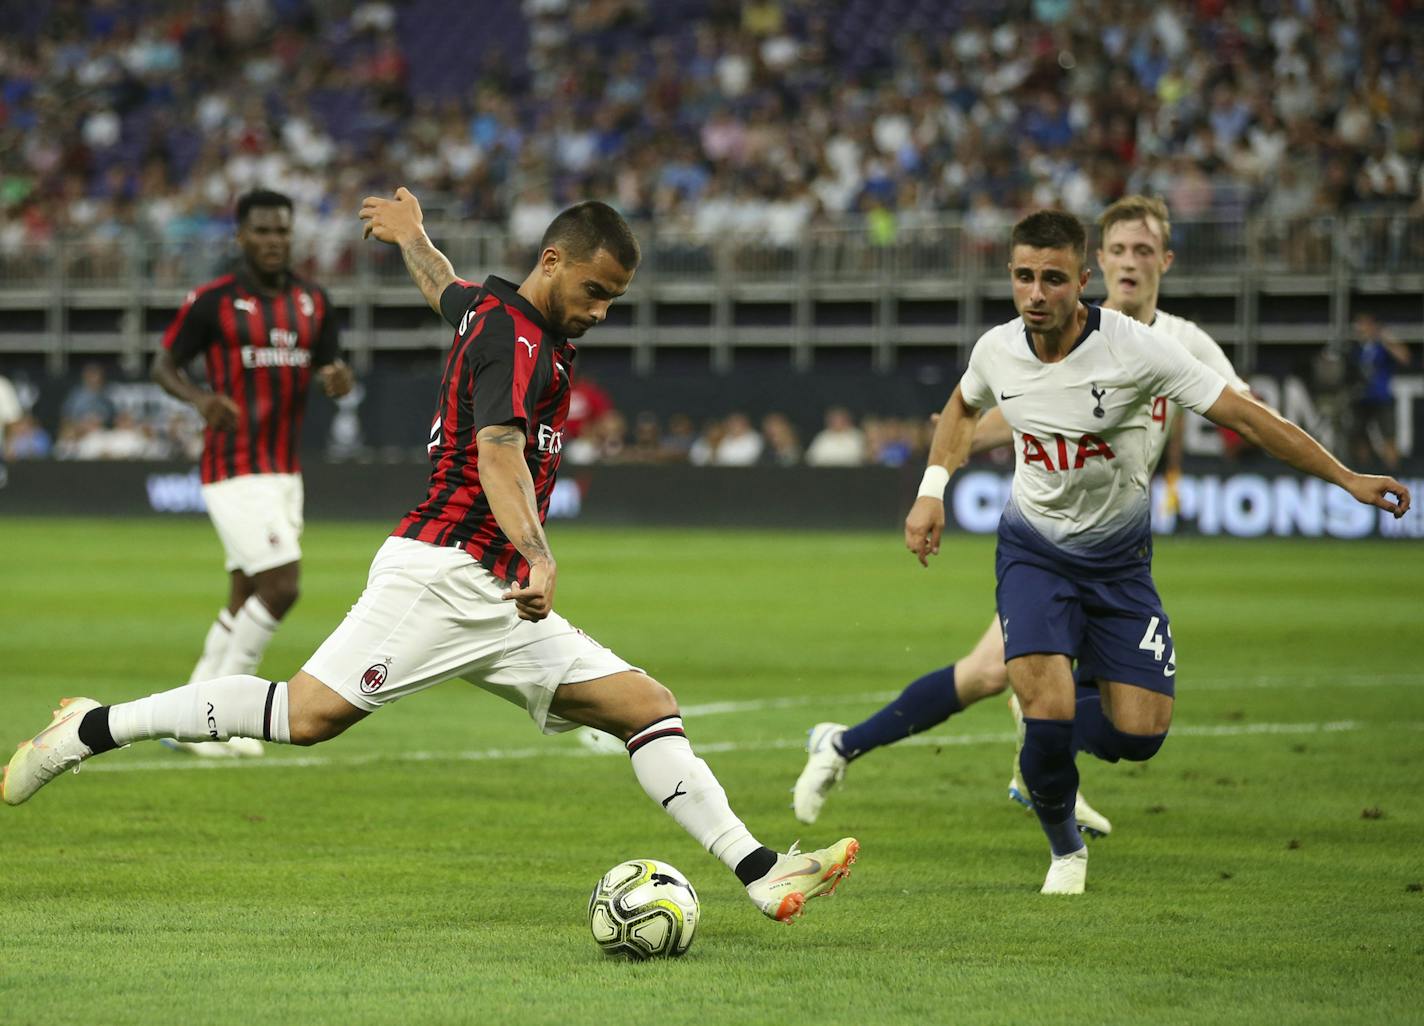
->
[[78, 707, 119, 755], [733, 846, 779, 885]]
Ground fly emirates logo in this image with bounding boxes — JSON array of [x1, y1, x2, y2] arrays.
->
[[1021, 432, 1115, 473], [241, 328, 312, 369]]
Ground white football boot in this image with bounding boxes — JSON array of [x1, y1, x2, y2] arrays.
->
[[1040, 845, 1088, 895], [745, 838, 860, 922], [3, 697, 102, 806], [792, 722, 849, 825]]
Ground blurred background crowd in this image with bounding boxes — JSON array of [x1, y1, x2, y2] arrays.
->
[[3, 0, 1422, 269], [0, 0, 1419, 474]]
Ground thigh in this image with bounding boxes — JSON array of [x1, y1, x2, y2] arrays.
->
[[1006, 652, 1075, 720], [303, 537, 513, 711], [1077, 572, 1176, 696], [547, 671, 676, 741], [474, 614, 640, 735]]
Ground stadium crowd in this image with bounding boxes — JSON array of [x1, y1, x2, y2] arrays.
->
[[2, 0, 1422, 278]]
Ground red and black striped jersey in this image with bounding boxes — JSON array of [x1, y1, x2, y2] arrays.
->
[[394, 275, 575, 586], [162, 269, 340, 484]]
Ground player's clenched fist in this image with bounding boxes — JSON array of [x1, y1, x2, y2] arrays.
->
[[904, 496, 945, 568], [502, 559, 558, 622], [360, 187, 425, 245], [196, 393, 241, 430]]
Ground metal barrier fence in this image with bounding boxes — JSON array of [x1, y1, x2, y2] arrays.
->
[[2, 213, 1420, 374]]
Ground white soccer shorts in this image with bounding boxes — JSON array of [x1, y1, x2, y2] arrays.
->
[[303, 536, 637, 733], [201, 472, 304, 575]]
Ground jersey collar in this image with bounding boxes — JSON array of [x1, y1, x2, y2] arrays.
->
[[1022, 304, 1100, 360], [483, 275, 562, 341]]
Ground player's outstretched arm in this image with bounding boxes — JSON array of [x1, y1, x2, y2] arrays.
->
[[969, 407, 1013, 455], [152, 349, 240, 430], [1204, 388, 1411, 517], [905, 385, 982, 566], [359, 187, 457, 315], [476, 422, 558, 620]]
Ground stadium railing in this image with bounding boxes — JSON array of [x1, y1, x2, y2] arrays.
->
[[1, 213, 1420, 375]]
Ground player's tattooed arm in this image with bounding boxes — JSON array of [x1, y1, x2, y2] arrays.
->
[[476, 423, 558, 619], [396, 234, 458, 316], [359, 187, 457, 315]]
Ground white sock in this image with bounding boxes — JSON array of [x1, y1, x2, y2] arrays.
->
[[188, 609, 235, 684], [626, 717, 763, 873], [217, 595, 281, 676], [109, 676, 291, 746]]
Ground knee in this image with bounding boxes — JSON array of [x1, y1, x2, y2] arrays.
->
[[286, 707, 342, 746], [955, 656, 1008, 702], [1111, 729, 1166, 762], [257, 581, 300, 619]]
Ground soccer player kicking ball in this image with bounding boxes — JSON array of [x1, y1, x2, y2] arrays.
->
[[903, 210, 1407, 895], [793, 196, 1250, 834], [3, 188, 857, 924]]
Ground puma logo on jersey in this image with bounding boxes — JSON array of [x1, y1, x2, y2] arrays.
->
[[234, 299, 257, 314], [519, 336, 537, 357], [1022, 432, 1116, 472], [660, 781, 687, 808]]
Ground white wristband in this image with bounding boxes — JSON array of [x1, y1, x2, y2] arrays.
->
[[917, 465, 950, 500]]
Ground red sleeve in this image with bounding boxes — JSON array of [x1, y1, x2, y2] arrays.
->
[[162, 287, 219, 364]]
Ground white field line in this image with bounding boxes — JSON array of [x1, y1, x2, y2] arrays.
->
[[84, 718, 1376, 775]]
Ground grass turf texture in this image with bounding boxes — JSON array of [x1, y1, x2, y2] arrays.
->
[[1, 518, 1421, 1026]]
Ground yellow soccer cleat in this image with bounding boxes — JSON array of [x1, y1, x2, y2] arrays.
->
[[745, 837, 860, 922], [3, 697, 102, 806]]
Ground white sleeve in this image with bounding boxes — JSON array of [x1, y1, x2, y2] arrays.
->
[[957, 331, 997, 410], [1185, 323, 1250, 393], [1119, 318, 1227, 414]]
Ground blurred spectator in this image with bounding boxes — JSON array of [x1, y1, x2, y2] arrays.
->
[[805, 406, 866, 466], [1350, 314, 1412, 470], [661, 413, 698, 463], [564, 409, 628, 465], [865, 416, 914, 467], [711, 412, 764, 466], [3, 413, 52, 461], [688, 418, 725, 467], [760, 412, 801, 466], [72, 409, 159, 460], [61, 363, 116, 430], [566, 375, 615, 440]]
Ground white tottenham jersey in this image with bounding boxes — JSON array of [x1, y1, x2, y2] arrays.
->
[[959, 305, 1228, 565], [1145, 309, 1250, 468]]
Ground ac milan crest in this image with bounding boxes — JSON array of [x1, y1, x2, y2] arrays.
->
[[359, 662, 389, 694]]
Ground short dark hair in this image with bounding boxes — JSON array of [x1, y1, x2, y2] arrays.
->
[[236, 189, 294, 226], [540, 201, 640, 270], [1010, 210, 1087, 266]]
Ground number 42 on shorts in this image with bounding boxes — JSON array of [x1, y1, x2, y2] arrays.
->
[[1139, 616, 1177, 675]]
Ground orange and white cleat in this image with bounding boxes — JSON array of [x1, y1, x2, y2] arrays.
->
[[3, 697, 102, 806], [745, 837, 859, 922]]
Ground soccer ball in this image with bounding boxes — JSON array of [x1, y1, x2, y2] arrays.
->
[[588, 859, 699, 960]]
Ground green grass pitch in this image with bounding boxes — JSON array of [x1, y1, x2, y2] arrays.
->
[[1, 518, 1421, 1025]]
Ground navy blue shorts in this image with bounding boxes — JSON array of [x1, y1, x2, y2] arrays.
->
[[995, 556, 1177, 696]]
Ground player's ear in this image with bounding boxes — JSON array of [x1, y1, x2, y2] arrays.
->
[[540, 246, 561, 277], [1161, 249, 1175, 273]]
